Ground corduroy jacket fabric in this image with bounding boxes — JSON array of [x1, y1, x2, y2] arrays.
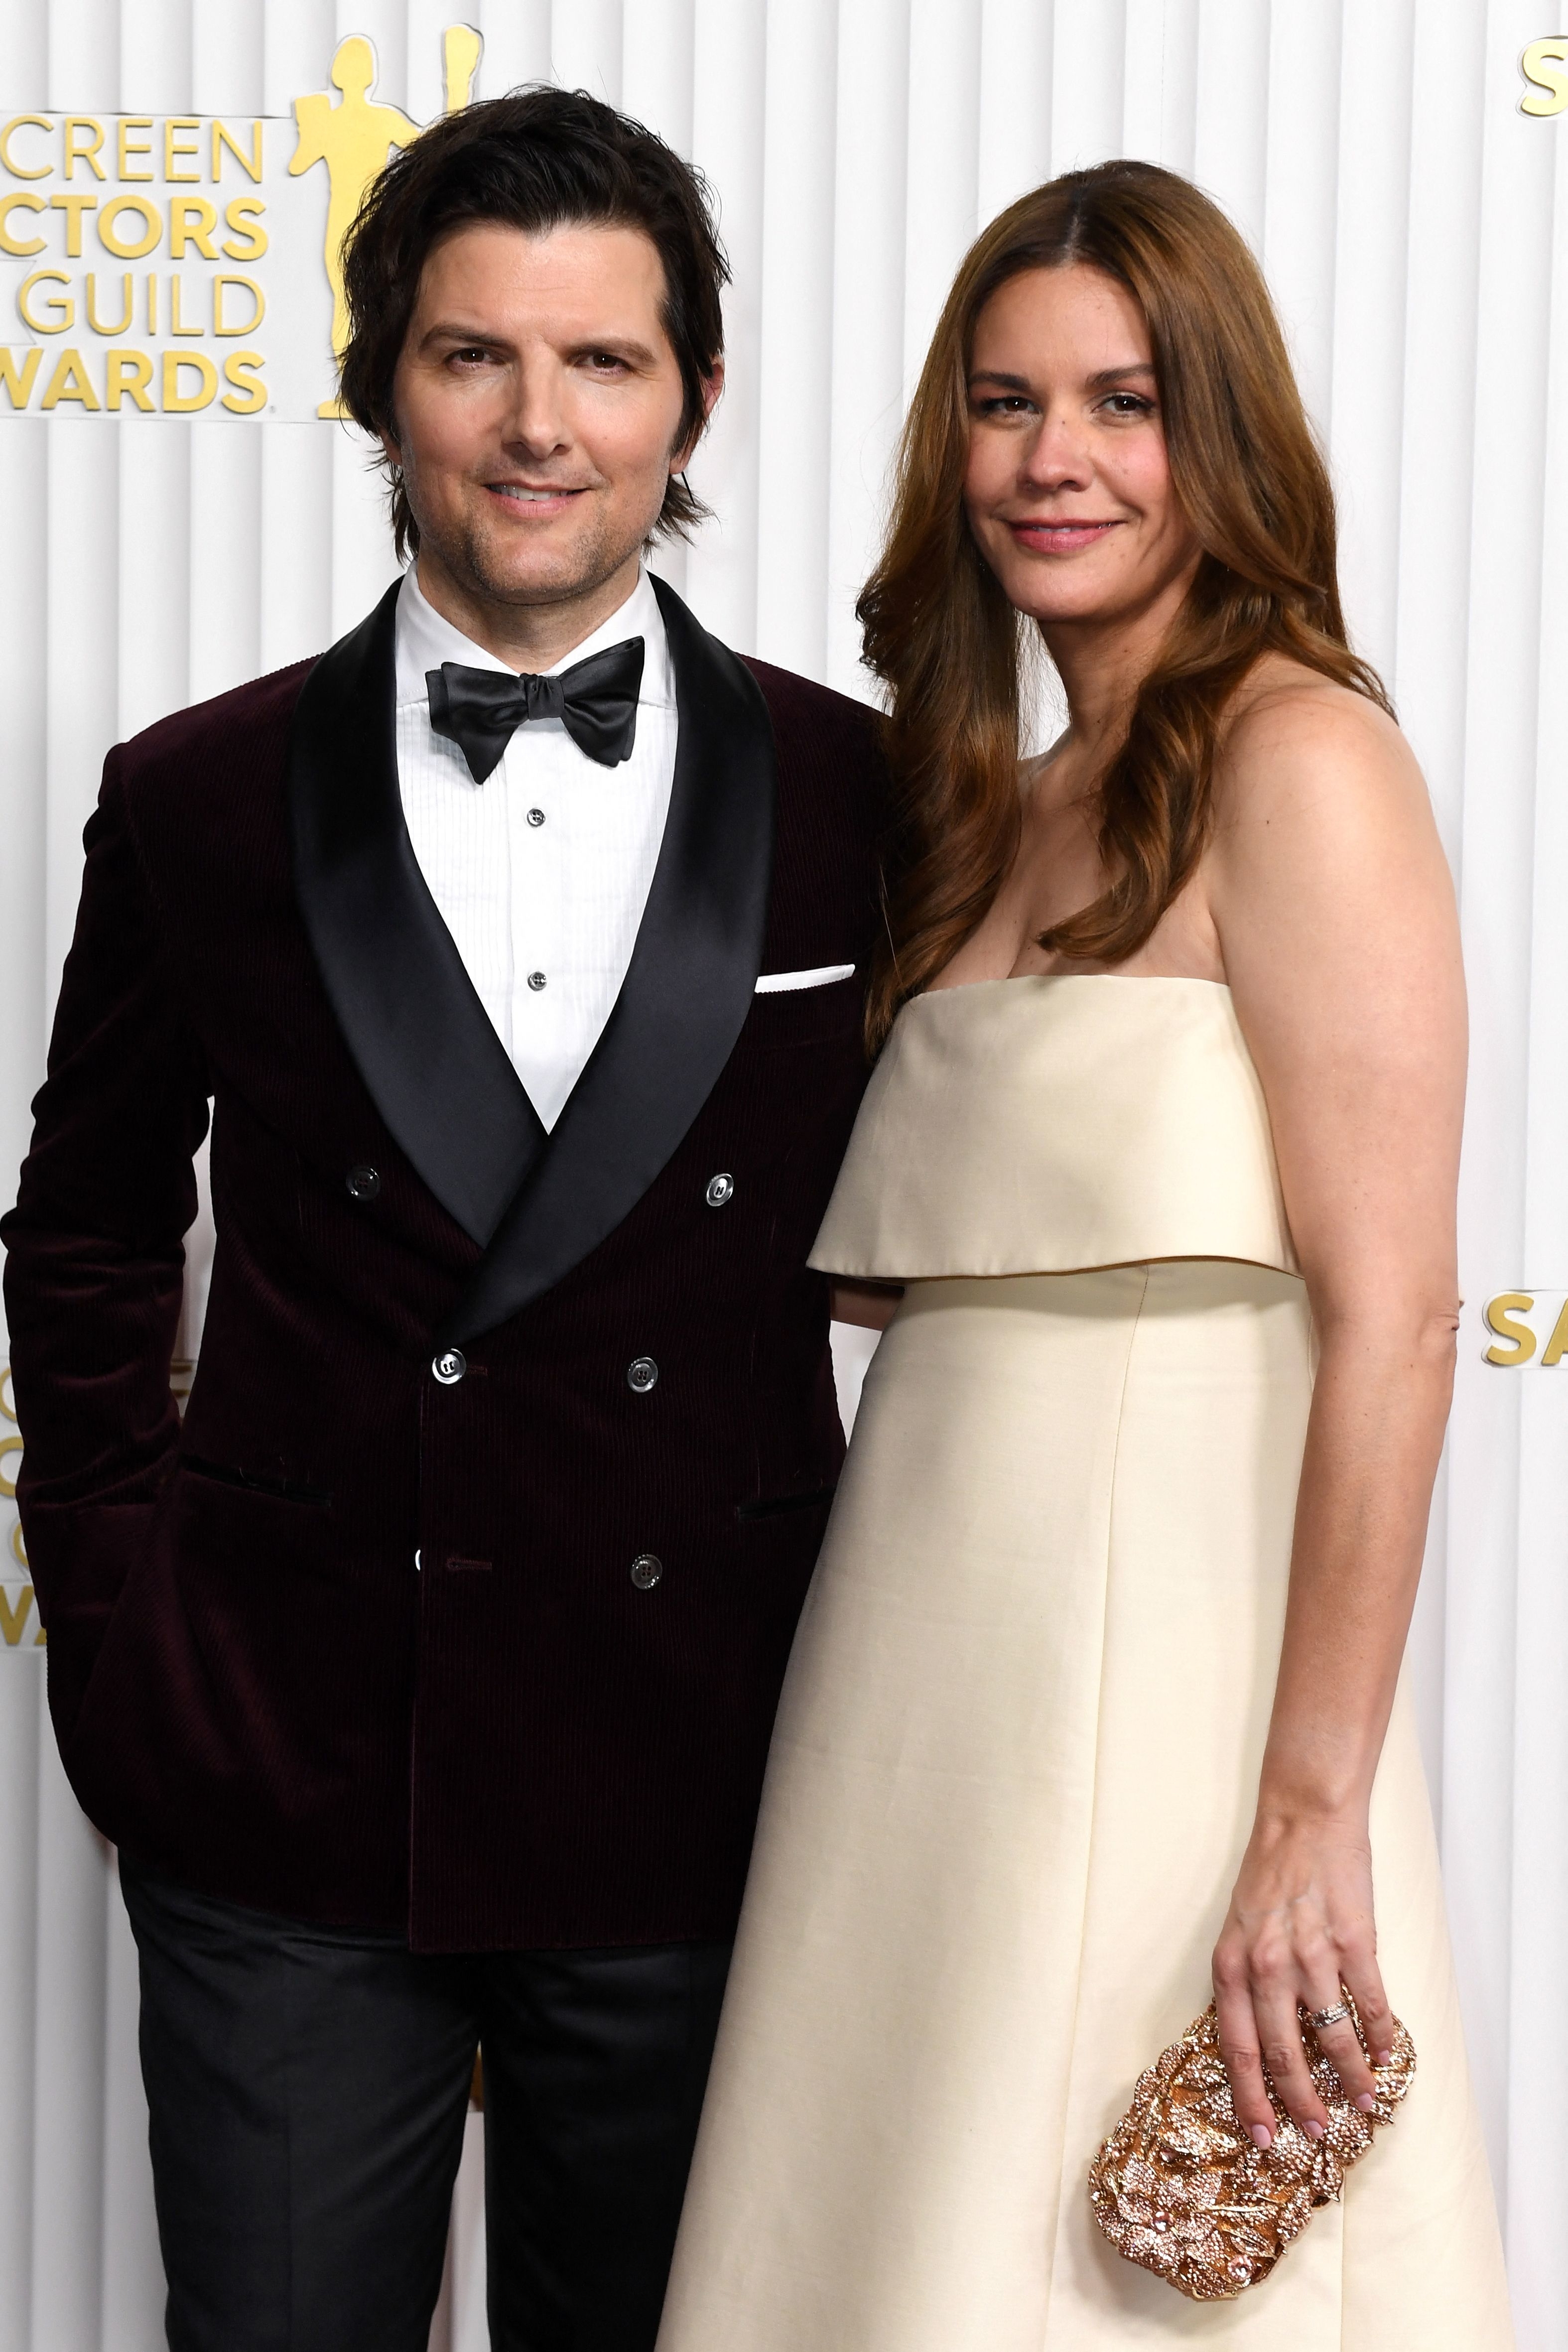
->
[[1, 579, 885, 1953]]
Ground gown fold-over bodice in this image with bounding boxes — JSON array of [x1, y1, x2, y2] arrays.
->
[[810, 975, 1298, 1283]]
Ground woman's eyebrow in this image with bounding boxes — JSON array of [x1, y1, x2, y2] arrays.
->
[[1084, 361, 1157, 389], [967, 361, 1158, 393]]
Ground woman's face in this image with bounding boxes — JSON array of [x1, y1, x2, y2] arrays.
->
[[962, 263, 1201, 631]]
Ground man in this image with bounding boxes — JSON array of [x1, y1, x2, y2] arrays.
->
[[1, 90, 884, 2352]]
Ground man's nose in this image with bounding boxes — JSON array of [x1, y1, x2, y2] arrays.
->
[[503, 361, 571, 458]]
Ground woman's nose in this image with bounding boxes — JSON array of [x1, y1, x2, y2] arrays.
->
[[1020, 410, 1092, 489]]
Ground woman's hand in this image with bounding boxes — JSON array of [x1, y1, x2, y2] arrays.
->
[[1212, 1809, 1396, 2146]]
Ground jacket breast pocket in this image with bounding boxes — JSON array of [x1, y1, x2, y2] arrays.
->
[[754, 963, 857, 994], [735, 1484, 837, 1523], [743, 973, 864, 1052]]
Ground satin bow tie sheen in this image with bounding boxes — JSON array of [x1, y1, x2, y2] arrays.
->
[[426, 636, 645, 783]]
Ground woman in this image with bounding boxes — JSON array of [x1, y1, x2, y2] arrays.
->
[[657, 162, 1511, 2346]]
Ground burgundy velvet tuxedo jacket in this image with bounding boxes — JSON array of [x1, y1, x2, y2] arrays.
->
[[1, 577, 886, 1952]]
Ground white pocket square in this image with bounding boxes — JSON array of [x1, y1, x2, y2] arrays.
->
[[754, 963, 857, 994]]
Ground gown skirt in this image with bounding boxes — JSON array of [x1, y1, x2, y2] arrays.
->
[[656, 979, 1512, 2350]]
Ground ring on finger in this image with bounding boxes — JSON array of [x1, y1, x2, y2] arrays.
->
[[1306, 1999, 1353, 2031]]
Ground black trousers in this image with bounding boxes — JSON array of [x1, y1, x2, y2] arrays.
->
[[119, 1857, 731, 2352]]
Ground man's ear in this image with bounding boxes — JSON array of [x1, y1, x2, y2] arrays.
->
[[380, 426, 402, 467], [672, 359, 726, 471]]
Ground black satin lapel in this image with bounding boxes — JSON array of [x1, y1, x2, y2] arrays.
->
[[288, 580, 545, 1247], [439, 577, 776, 1345]]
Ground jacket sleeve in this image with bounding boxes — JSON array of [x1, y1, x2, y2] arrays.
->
[[0, 749, 210, 1658]]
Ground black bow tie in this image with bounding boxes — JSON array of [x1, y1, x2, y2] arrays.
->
[[426, 636, 645, 783]]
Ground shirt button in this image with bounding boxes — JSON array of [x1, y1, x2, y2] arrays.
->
[[527, 970, 547, 991], [705, 1172, 735, 1208], [432, 1348, 467, 1385], [346, 1164, 381, 1202], [526, 807, 545, 828], [630, 1553, 663, 1590], [626, 1356, 658, 1393]]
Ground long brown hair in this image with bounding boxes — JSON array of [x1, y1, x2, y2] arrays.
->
[[857, 158, 1391, 1049]]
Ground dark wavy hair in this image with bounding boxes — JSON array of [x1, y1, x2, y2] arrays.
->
[[858, 159, 1392, 1049], [338, 86, 729, 560]]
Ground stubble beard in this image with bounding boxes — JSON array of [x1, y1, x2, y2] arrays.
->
[[417, 486, 653, 619]]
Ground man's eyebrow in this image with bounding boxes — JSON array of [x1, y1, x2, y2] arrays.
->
[[419, 319, 506, 348], [565, 335, 660, 366], [417, 321, 661, 366]]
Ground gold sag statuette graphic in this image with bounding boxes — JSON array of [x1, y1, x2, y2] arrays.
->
[[291, 24, 482, 417], [1521, 38, 1568, 113]]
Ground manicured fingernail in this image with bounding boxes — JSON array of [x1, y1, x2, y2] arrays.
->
[[1376, 2051, 1393, 2068], [1304, 2120, 1326, 2141], [1250, 2124, 1272, 2149], [1355, 2093, 1377, 2112]]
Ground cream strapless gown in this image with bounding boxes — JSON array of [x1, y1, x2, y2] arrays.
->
[[658, 978, 1512, 2350]]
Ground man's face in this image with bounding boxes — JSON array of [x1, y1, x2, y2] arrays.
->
[[386, 219, 715, 612]]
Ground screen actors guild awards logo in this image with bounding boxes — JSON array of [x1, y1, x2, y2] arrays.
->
[[0, 1362, 42, 1647], [1482, 1293, 1568, 1365], [0, 23, 483, 419], [0, 1354, 195, 1649], [1520, 38, 1568, 113]]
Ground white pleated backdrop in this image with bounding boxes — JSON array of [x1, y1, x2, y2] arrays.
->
[[0, 3, 1564, 2347]]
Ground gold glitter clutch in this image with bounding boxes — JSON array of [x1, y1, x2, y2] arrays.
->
[[1087, 2000, 1417, 2299]]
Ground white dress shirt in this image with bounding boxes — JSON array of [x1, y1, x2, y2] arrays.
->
[[394, 566, 677, 1132]]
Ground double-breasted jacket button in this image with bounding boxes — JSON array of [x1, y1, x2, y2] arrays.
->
[[630, 1553, 663, 1590], [346, 1164, 381, 1202], [626, 1356, 658, 1394], [705, 1172, 735, 1207], [432, 1348, 467, 1385]]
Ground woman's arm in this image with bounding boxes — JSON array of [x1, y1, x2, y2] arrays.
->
[[1202, 672, 1465, 2148], [830, 1279, 904, 1331]]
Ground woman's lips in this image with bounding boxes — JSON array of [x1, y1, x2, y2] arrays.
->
[[1007, 519, 1121, 552]]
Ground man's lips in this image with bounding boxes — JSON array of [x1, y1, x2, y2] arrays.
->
[[484, 482, 589, 511], [1006, 519, 1122, 552]]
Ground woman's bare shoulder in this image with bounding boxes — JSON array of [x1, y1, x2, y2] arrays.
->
[[1201, 650, 1451, 970], [1210, 654, 1422, 837], [1223, 652, 1402, 759]]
